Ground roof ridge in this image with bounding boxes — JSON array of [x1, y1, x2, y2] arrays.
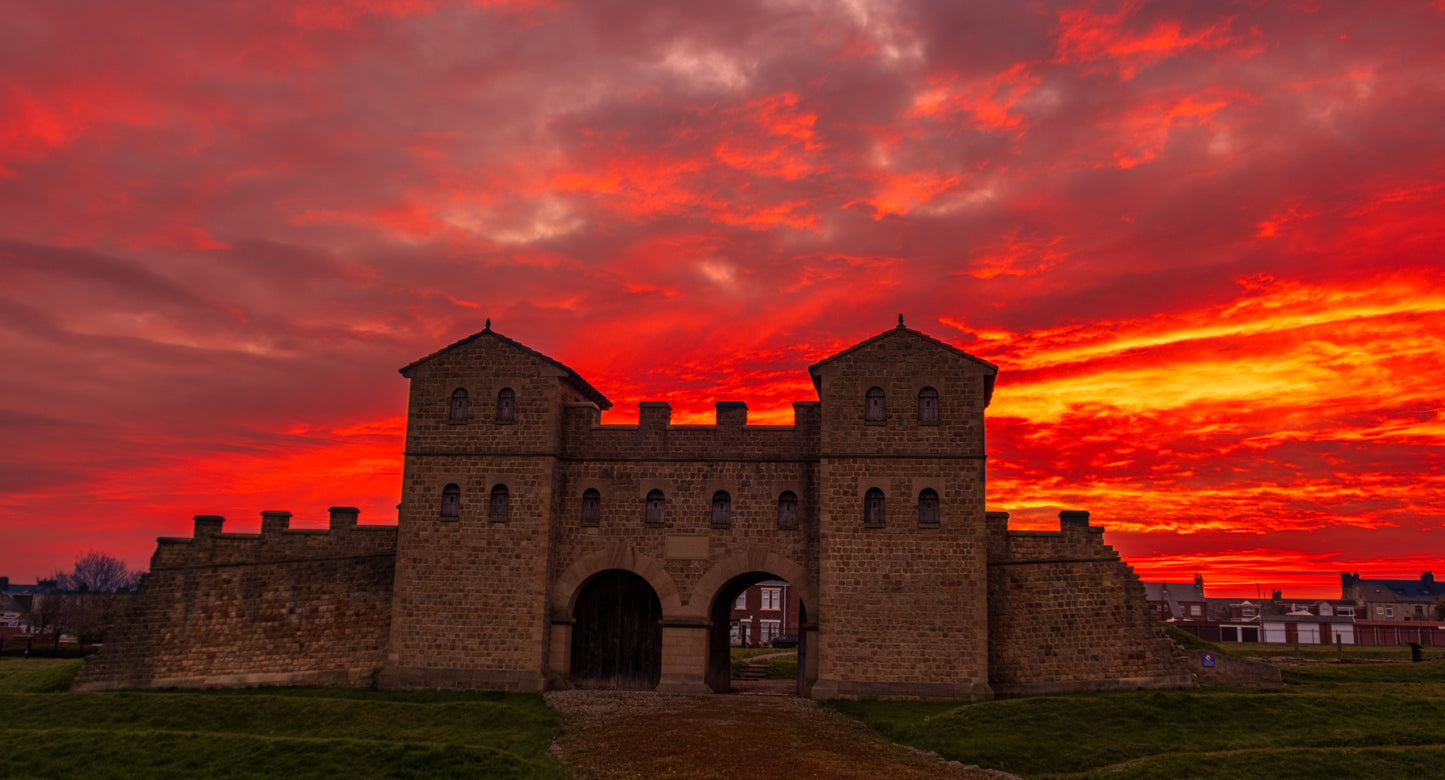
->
[[398, 324, 612, 410]]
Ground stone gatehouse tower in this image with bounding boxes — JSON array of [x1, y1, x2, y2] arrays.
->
[[75, 321, 1191, 698], [385, 320, 998, 698]]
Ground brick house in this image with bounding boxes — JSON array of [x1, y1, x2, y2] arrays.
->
[[1143, 575, 1208, 621], [1342, 572, 1445, 622], [1260, 610, 1356, 645], [730, 580, 801, 646], [78, 322, 1192, 699]]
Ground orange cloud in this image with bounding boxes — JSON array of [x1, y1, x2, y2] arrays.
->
[[1053, 1, 1241, 80], [909, 63, 1040, 134], [1104, 89, 1246, 168]]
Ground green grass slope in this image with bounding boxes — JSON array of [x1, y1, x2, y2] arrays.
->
[[0, 660, 564, 779], [830, 660, 1445, 779]]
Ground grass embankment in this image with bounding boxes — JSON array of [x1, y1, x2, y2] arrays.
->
[[831, 658, 1445, 778], [0, 660, 564, 779], [729, 647, 798, 679]]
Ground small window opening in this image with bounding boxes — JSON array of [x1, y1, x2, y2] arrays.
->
[[712, 490, 732, 526], [581, 488, 601, 526], [918, 488, 939, 526], [441, 483, 461, 518], [919, 387, 939, 423], [496, 387, 515, 421], [865, 487, 885, 526], [450, 388, 469, 421], [490, 484, 510, 519], [777, 491, 798, 530], [865, 387, 885, 422], [645, 489, 666, 525]]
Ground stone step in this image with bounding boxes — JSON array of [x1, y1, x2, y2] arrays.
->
[[736, 665, 769, 679]]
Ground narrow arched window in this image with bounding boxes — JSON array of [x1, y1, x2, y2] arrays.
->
[[490, 484, 510, 519], [865, 387, 885, 421], [712, 490, 732, 526], [777, 491, 798, 530], [919, 387, 938, 424], [450, 388, 469, 421], [645, 489, 665, 525], [441, 483, 461, 518], [865, 487, 885, 526], [496, 388, 515, 421], [581, 488, 601, 526], [918, 488, 939, 526]]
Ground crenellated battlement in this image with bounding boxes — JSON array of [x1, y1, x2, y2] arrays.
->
[[73, 505, 398, 692], [988, 510, 1117, 565], [151, 507, 397, 570], [559, 399, 822, 461], [986, 508, 1191, 696]]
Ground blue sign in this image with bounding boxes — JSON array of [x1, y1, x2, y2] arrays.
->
[[1201, 651, 1216, 668]]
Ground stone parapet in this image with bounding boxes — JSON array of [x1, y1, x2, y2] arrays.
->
[[74, 508, 397, 692], [560, 402, 821, 461], [985, 510, 1193, 696]]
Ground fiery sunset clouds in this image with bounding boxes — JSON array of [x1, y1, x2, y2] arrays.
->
[[2, 0, 1443, 597]]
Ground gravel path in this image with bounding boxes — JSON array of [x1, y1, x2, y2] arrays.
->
[[545, 690, 1017, 779]]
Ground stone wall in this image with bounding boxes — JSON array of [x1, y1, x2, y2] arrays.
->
[[74, 508, 396, 691], [388, 330, 577, 691], [810, 327, 997, 699], [986, 511, 1193, 696]]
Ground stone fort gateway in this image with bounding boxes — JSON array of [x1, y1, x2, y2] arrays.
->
[[78, 321, 1194, 699]]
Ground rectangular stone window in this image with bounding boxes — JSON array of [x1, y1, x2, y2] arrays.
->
[[645, 490, 666, 526], [581, 489, 600, 526], [777, 492, 798, 530]]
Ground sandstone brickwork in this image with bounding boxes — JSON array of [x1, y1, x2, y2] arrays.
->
[[73, 508, 395, 691], [986, 511, 1193, 695], [808, 327, 995, 699], [81, 321, 1198, 699]]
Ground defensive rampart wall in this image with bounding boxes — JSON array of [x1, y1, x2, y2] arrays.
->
[[560, 400, 822, 461], [985, 511, 1193, 696], [73, 507, 396, 691]]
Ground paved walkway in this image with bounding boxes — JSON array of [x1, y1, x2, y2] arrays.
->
[[546, 690, 1015, 779]]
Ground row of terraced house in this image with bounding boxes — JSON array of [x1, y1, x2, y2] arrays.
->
[[1148, 572, 1445, 646]]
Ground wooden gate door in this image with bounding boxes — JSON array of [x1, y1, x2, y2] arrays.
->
[[570, 570, 662, 689]]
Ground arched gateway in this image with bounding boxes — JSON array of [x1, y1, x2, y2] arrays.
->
[[76, 323, 1194, 700], [569, 570, 661, 689]]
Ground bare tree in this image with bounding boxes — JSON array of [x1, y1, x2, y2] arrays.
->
[[23, 552, 144, 651], [56, 550, 144, 594]]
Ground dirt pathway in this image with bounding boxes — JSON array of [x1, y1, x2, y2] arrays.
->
[[546, 690, 1015, 779]]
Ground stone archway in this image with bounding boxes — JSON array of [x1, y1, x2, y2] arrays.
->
[[705, 572, 809, 694], [550, 545, 684, 690], [553, 543, 682, 617], [694, 549, 817, 696], [569, 569, 662, 690]]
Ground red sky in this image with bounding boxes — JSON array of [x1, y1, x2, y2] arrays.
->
[[2, 0, 1443, 598]]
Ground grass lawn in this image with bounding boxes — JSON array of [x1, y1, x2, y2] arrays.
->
[[829, 659, 1445, 779], [0, 659, 564, 779], [1230, 642, 1435, 662], [729, 648, 799, 679]]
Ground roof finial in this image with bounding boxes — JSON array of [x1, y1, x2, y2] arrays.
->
[[485, 317, 491, 331], [897, 313, 905, 329]]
